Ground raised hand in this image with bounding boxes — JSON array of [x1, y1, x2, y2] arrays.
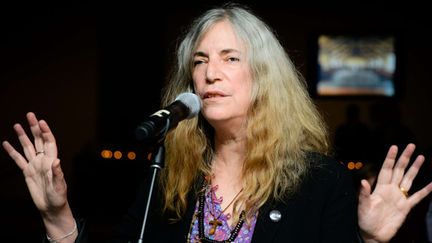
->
[[2, 112, 68, 213], [2, 112, 76, 241], [358, 143, 432, 243]]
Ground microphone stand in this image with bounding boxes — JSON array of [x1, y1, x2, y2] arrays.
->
[[137, 120, 170, 243]]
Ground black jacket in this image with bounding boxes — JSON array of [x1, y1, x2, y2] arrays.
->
[[51, 153, 361, 242]]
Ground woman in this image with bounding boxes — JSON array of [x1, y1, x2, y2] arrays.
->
[[3, 4, 432, 243]]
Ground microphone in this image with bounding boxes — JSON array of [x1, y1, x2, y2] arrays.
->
[[135, 92, 201, 141]]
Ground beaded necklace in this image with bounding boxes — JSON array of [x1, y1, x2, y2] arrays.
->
[[208, 187, 243, 235], [197, 184, 245, 243]]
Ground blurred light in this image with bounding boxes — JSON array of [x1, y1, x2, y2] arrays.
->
[[355, 161, 363, 170], [114, 150, 122, 159], [347, 162, 355, 170], [101, 150, 113, 159], [147, 153, 152, 161], [127, 151, 136, 160]]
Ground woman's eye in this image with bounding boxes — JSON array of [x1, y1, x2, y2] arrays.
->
[[193, 60, 205, 66], [227, 57, 240, 62]]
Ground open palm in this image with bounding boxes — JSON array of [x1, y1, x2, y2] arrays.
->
[[2, 112, 67, 214], [358, 144, 432, 243]]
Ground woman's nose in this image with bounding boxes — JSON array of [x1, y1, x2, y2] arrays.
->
[[205, 60, 222, 83]]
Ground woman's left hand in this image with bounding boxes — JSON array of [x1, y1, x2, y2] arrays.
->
[[358, 143, 432, 243]]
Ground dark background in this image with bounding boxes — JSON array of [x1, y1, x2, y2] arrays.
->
[[1, 2, 431, 242]]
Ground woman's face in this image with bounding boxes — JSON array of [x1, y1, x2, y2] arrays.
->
[[192, 20, 253, 128]]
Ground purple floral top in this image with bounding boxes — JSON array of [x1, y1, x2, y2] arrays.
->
[[188, 184, 257, 242]]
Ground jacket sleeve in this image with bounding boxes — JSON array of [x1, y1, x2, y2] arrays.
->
[[319, 157, 360, 242], [40, 174, 156, 243]]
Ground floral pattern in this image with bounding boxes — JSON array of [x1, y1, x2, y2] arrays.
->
[[188, 184, 257, 242]]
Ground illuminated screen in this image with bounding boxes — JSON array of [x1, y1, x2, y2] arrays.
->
[[316, 35, 396, 97]]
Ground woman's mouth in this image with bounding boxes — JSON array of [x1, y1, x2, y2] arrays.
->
[[203, 91, 226, 99]]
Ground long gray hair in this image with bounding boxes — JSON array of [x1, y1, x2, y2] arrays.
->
[[161, 4, 329, 221]]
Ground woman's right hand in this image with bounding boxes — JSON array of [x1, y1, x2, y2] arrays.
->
[[2, 112, 68, 214], [2, 112, 77, 241]]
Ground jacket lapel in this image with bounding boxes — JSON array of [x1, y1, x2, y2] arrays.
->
[[251, 200, 289, 242]]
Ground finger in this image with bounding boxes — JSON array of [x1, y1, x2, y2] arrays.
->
[[359, 179, 372, 201], [376, 145, 398, 185], [399, 155, 425, 191], [27, 112, 44, 153], [39, 120, 58, 158], [2, 141, 29, 170], [408, 182, 432, 207], [14, 123, 36, 160], [391, 143, 416, 185]]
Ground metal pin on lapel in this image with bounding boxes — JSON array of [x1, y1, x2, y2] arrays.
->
[[269, 210, 282, 222]]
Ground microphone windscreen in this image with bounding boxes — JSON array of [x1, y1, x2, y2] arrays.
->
[[175, 93, 201, 119]]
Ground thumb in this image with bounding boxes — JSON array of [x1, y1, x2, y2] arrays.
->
[[51, 159, 64, 183], [359, 179, 372, 201]]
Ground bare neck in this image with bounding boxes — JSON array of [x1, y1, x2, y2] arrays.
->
[[213, 130, 246, 172], [210, 131, 245, 193]]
